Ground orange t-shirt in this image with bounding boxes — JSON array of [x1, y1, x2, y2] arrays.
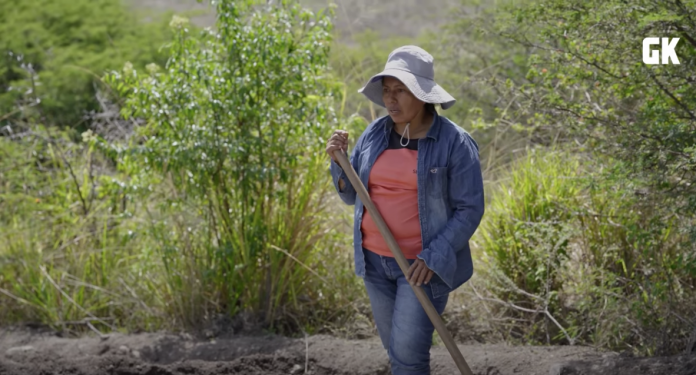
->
[[361, 130, 422, 259]]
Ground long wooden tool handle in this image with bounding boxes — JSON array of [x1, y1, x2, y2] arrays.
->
[[332, 150, 473, 375]]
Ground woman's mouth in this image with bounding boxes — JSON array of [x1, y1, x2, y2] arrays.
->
[[388, 109, 400, 114]]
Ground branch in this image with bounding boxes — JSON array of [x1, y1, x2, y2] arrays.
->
[[646, 69, 696, 121], [469, 282, 575, 344], [42, 128, 90, 216], [503, 33, 624, 80], [674, 24, 696, 49], [674, 0, 696, 31]]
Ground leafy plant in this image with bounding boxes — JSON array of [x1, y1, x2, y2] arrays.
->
[[0, 126, 155, 333], [474, 147, 695, 355], [489, 0, 696, 219], [0, 0, 173, 128], [102, 0, 353, 331], [1, 0, 365, 336]]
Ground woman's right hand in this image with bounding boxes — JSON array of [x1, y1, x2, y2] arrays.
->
[[326, 130, 349, 162]]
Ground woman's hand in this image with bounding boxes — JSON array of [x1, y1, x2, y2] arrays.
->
[[407, 259, 434, 287], [326, 130, 349, 162]]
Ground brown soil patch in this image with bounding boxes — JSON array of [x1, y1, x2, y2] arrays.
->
[[1, 326, 694, 375]]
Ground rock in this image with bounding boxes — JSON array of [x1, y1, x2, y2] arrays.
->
[[132, 349, 141, 359], [549, 363, 578, 375], [290, 364, 303, 374], [5, 345, 34, 355], [118, 345, 129, 354]]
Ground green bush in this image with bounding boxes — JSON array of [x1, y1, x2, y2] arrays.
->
[[487, 0, 696, 221], [476, 148, 696, 355], [0, 0, 173, 128], [451, 0, 696, 355], [102, 1, 357, 331], [0, 127, 158, 332], [0, 0, 364, 336]]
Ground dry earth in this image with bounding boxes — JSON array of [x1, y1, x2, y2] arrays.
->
[[1, 325, 695, 375]]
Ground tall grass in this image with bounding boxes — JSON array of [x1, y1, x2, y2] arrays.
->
[[0, 128, 157, 332], [0, 1, 367, 335], [0, 123, 361, 335], [471, 147, 696, 355]]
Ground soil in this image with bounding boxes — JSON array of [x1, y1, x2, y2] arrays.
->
[[1, 325, 694, 375]]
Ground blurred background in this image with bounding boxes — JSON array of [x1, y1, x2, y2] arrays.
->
[[1, 0, 694, 359]]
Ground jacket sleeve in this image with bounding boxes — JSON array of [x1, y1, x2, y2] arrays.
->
[[417, 131, 485, 287], [329, 134, 363, 206]]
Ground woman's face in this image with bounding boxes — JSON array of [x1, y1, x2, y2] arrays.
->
[[382, 76, 424, 124]]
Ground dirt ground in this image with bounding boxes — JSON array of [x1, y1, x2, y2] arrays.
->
[[1, 325, 694, 375]]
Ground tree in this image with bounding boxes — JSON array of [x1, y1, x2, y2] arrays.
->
[[0, 0, 172, 128], [493, 0, 696, 218], [471, 0, 696, 354]]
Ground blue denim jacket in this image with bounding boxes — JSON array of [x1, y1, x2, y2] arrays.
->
[[329, 114, 485, 298]]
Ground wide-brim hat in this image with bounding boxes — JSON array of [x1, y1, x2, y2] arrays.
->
[[358, 45, 456, 110]]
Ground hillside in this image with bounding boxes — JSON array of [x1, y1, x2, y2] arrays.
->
[[126, 0, 460, 40]]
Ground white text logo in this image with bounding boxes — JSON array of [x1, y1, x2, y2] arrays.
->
[[643, 37, 680, 65]]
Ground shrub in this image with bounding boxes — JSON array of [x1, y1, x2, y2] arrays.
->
[[0, 0, 173, 128], [0, 0, 364, 336], [102, 0, 356, 331], [453, 0, 696, 355], [476, 148, 696, 355], [487, 0, 696, 225], [0, 126, 158, 332]]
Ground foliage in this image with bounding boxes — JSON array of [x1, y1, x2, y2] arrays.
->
[[0, 0, 173, 128], [0, 127, 159, 332], [449, 0, 696, 355], [0, 0, 365, 336], [488, 0, 696, 220], [476, 148, 696, 355], [101, 0, 356, 331], [432, 0, 537, 170]]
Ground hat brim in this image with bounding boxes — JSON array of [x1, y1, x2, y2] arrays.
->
[[357, 69, 456, 110]]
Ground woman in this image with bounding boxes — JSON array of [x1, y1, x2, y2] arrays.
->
[[325, 45, 485, 374]]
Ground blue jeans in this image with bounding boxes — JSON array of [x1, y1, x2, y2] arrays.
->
[[362, 249, 450, 375]]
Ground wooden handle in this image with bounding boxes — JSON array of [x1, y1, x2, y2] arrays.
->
[[332, 150, 473, 375]]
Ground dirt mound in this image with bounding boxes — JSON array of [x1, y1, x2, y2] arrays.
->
[[1, 326, 694, 375]]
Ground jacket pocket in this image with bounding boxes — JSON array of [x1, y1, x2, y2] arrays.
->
[[428, 273, 453, 299], [426, 166, 448, 199]]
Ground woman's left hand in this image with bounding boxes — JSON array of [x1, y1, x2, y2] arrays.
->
[[406, 259, 434, 287]]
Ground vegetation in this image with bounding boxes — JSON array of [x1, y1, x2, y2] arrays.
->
[[0, 0, 362, 335], [1, 0, 694, 358], [474, 149, 694, 354], [0, 0, 173, 128], [460, 0, 696, 355]]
